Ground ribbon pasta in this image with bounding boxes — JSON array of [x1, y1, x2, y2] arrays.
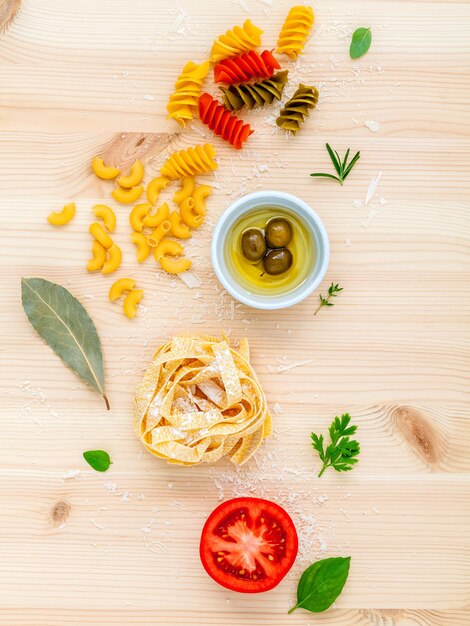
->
[[134, 335, 272, 466]]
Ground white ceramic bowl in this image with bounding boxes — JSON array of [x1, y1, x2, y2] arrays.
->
[[211, 190, 330, 310]]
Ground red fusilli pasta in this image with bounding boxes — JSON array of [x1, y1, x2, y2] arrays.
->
[[214, 50, 281, 84], [198, 93, 254, 150]]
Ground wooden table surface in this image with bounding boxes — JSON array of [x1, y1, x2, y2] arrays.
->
[[0, 0, 469, 624]]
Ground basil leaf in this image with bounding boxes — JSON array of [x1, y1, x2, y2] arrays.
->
[[21, 278, 109, 410], [288, 556, 351, 614], [83, 450, 111, 472], [350, 28, 372, 59]]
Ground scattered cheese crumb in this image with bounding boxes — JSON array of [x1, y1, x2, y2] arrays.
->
[[62, 469, 81, 480], [365, 171, 382, 205], [143, 94, 155, 101], [365, 120, 380, 132], [178, 271, 201, 289]]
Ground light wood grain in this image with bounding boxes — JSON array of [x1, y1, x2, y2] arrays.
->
[[0, 0, 469, 624]]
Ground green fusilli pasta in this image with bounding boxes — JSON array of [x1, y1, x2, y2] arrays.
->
[[220, 70, 289, 111], [275, 84, 319, 134]]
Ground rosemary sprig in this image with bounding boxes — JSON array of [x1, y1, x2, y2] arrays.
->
[[310, 144, 361, 185], [314, 282, 343, 315], [311, 414, 360, 478]]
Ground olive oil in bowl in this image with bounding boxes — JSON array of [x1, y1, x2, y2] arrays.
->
[[225, 206, 315, 296]]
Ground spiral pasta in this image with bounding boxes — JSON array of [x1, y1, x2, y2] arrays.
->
[[276, 6, 314, 59], [210, 19, 263, 63], [160, 144, 218, 180], [276, 83, 319, 134], [220, 70, 288, 111], [134, 335, 272, 466], [167, 60, 210, 128], [214, 49, 280, 84], [198, 93, 253, 149]]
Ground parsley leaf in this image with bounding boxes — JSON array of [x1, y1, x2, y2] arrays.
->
[[311, 414, 360, 477]]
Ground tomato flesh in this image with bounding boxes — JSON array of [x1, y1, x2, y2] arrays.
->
[[200, 497, 298, 593]]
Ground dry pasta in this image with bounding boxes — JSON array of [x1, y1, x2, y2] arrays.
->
[[276, 83, 319, 134], [169, 211, 191, 239], [160, 144, 218, 180], [210, 20, 263, 63], [147, 220, 171, 247], [276, 6, 314, 59], [112, 185, 144, 204], [102, 243, 122, 275], [147, 177, 169, 205], [154, 241, 191, 274], [167, 60, 210, 127], [92, 157, 120, 180], [129, 203, 152, 232], [109, 278, 136, 301], [47, 202, 76, 226], [192, 184, 212, 216], [144, 202, 170, 229], [92, 204, 116, 232], [180, 197, 204, 229], [131, 232, 152, 263], [123, 289, 144, 320], [89, 222, 113, 249], [220, 70, 288, 112], [133, 335, 272, 466], [117, 160, 144, 188], [87, 240, 107, 272], [173, 177, 195, 205]]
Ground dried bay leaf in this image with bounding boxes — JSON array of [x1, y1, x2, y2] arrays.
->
[[21, 277, 109, 410]]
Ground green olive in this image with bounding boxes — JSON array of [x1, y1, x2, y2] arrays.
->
[[241, 228, 267, 262], [265, 218, 293, 249], [262, 248, 293, 275]]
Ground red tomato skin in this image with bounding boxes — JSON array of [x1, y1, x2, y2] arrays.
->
[[199, 497, 298, 594]]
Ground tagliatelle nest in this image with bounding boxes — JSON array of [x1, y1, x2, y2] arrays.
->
[[134, 335, 272, 466]]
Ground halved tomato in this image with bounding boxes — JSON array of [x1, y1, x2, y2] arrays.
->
[[199, 497, 298, 593]]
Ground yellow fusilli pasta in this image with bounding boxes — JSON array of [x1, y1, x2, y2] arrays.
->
[[160, 144, 217, 180], [210, 19, 263, 62], [276, 6, 314, 59], [167, 61, 210, 127]]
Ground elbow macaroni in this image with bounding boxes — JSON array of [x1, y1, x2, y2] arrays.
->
[[154, 240, 192, 274], [192, 184, 212, 216], [47, 202, 76, 226], [169, 211, 191, 239], [180, 197, 204, 229], [147, 176, 169, 205], [92, 204, 116, 232], [109, 278, 136, 301], [131, 232, 152, 263], [173, 177, 195, 204], [87, 240, 107, 272], [112, 185, 144, 204], [123, 289, 144, 320], [147, 220, 171, 247], [92, 157, 120, 180], [102, 243, 122, 275], [89, 222, 113, 249], [129, 203, 152, 232], [117, 160, 144, 188], [144, 202, 169, 228]]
